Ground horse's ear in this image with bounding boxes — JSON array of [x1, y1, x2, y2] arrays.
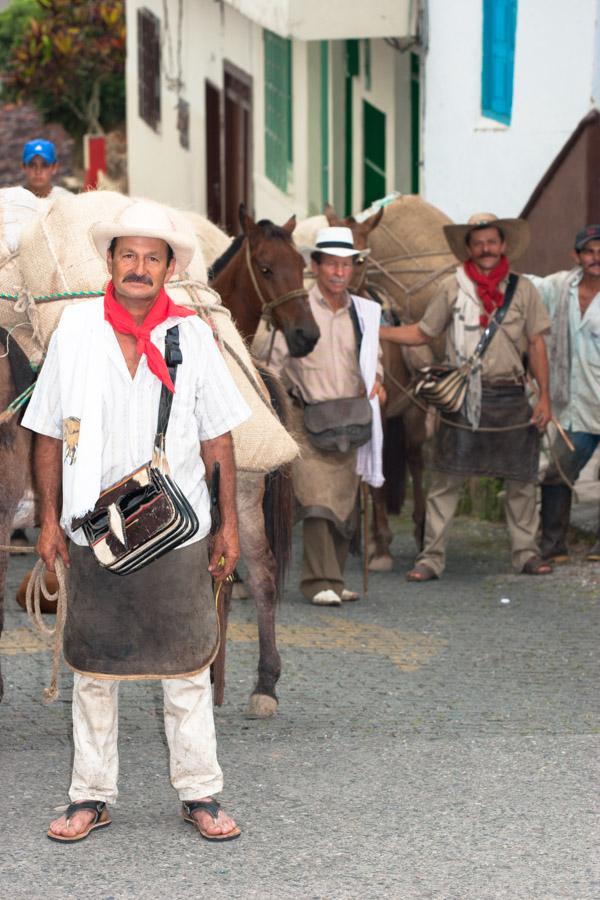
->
[[362, 207, 384, 233], [324, 203, 343, 226], [239, 203, 255, 234], [281, 214, 296, 235]]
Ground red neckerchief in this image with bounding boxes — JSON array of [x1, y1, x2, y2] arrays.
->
[[103, 280, 195, 392], [463, 255, 510, 327]]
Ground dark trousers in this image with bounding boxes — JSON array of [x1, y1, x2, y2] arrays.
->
[[541, 428, 600, 557]]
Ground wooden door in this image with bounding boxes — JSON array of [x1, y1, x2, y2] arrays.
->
[[205, 81, 223, 226], [223, 63, 253, 235]]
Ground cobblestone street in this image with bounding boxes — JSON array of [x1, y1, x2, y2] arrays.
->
[[1, 513, 598, 899]]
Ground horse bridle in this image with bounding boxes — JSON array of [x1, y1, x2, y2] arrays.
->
[[244, 238, 308, 326]]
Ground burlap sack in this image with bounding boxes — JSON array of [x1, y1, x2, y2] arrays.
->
[[17, 189, 297, 472], [0, 188, 44, 365], [170, 280, 298, 472], [366, 195, 455, 323], [181, 210, 232, 267]]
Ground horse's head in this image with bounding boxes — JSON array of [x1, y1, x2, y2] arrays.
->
[[324, 203, 384, 295], [239, 206, 320, 357]]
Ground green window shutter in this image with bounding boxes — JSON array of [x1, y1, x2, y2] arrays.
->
[[264, 29, 293, 191], [363, 100, 386, 208]]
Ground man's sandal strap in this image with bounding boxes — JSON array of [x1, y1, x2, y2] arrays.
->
[[65, 800, 106, 823], [183, 799, 221, 820]]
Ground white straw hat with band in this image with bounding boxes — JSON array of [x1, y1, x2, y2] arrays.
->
[[301, 225, 371, 261], [91, 200, 197, 274]]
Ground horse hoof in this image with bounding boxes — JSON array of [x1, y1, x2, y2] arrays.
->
[[232, 581, 249, 600], [246, 694, 278, 719], [368, 554, 393, 572]]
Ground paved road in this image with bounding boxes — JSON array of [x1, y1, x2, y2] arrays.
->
[[1, 513, 598, 900]]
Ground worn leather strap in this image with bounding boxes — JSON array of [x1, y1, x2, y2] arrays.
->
[[65, 799, 106, 822], [155, 325, 181, 445], [472, 273, 519, 361], [183, 798, 221, 820]]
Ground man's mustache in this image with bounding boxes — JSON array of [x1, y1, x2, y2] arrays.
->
[[123, 273, 153, 285]]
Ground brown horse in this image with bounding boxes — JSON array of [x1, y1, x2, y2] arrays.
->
[[208, 206, 320, 716], [210, 206, 320, 357], [0, 334, 34, 701], [0, 199, 319, 717]]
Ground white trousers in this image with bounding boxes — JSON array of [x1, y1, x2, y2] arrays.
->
[[69, 669, 223, 806]]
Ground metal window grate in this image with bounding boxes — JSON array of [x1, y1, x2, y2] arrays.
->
[[138, 8, 161, 130]]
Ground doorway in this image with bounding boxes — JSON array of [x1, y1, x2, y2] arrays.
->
[[223, 63, 253, 235]]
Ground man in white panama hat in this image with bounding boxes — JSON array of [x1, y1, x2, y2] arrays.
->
[[23, 200, 250, 843], [260, 225, 385, 606], [381, 212, 553, 581]]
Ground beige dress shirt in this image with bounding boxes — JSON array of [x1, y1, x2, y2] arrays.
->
[[263, 284, 382, 403], [419, 268, 551, 383]]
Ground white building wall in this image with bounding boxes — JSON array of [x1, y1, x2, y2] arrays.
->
[[127, 0, 257, 212], [423, 0, 598, 221]]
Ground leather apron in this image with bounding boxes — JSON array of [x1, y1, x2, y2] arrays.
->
[[64, 538, 218, 679], [433, 384, 540, 483]]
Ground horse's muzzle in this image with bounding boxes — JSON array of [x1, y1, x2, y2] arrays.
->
[[284, 325, 320, 358]]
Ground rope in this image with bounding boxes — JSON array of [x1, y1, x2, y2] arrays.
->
[[0, 382, 36, 425], [25, 557, 68, 703], [0, 543, 36, 553], [221, 340, 275, 413]]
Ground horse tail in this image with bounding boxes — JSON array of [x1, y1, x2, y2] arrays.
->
[[256, 365, 294, 602], [383, 415, 407, 515]]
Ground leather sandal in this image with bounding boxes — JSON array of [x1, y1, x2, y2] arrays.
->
[[47, 799, 111, 843], [182, 799, 241, 842], [406, 563, 438, 583], [521, 555, 553, 576]]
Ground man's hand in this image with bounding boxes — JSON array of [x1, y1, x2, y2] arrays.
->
[[208, 523, 240, 581], [36, 520, 70, 572], [531, 395, 552, 432], [369, 380, 387, 405]]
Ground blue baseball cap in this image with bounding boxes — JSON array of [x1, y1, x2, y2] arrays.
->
[[22, 138, 57, 165], [575, 225, 600, 251]]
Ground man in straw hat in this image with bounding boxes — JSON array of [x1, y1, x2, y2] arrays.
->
[[526, 224, 600, 564], [380, 212, 553, 581], [22, 200, 250, 843], [257, 225, 385, 605]]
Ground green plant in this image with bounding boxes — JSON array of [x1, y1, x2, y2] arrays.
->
[[3, 0, 125, 137]]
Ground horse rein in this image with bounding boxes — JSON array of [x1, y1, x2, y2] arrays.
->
[[244, 239, 308, 325]]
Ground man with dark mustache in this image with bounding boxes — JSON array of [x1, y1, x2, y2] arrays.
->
[[526, 226, 600, 563], [23, 201, 248, 843], [380, 213, 552, 581]]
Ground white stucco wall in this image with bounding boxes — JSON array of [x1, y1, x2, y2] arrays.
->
[[127, 0, 257, 212], [423, 0, 599, 222]]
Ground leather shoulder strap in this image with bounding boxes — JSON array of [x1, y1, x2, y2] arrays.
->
[[348, 298, 363, 358], [155, 325, 182, 441], [473, 273, 519, 360]]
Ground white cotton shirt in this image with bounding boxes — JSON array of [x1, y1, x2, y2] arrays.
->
[[23, 311, 251, 545], [527, 269, 600, 433]]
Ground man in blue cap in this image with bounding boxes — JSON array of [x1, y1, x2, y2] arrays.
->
[[527, 225, 600, 562], [22, 138, 69, 200]]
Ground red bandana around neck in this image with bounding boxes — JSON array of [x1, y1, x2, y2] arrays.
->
[[103, 280, 195, 392], [464, 255, 509, 327]]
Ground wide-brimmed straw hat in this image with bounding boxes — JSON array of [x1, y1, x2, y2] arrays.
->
[[91, 200, 196, 274], [444, 213, 530, 262], [302, 225, 370, 261]]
